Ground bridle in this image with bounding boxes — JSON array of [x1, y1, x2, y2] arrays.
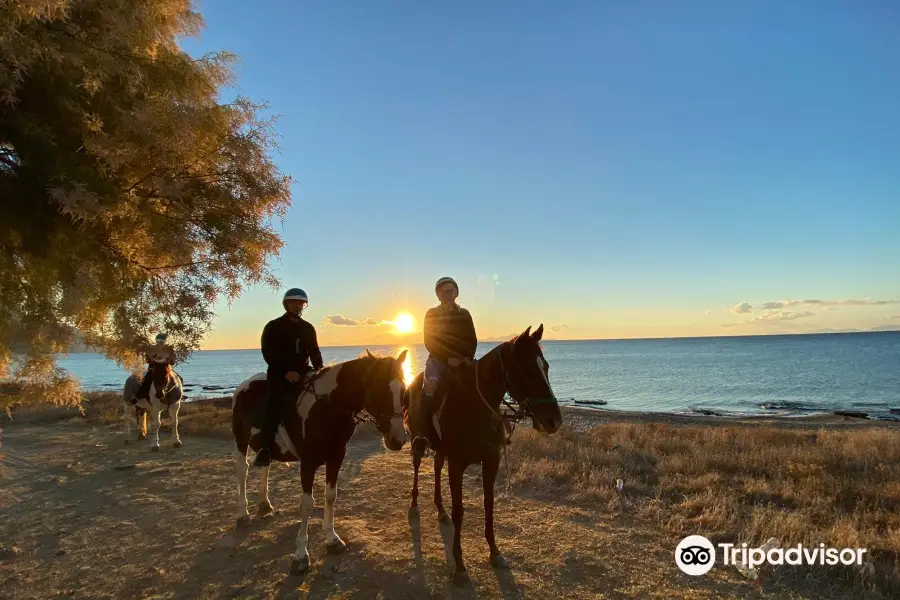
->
[[473, 342, 557, 435], [151, 363, 178, 398], [301, 362, 403, 429]]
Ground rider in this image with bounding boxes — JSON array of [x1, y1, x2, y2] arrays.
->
[[254, 287, 324, 467], [135, 332, 176, 401], [411, 276, 478, 460]]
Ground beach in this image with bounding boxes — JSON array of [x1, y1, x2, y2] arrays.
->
[[2, 393, 898, 599]]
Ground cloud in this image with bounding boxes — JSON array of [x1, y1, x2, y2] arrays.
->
[[726, 298, 900, 316], [704, 309, 716, 315], [324, 315, 364, 326], [549, 324, 567, 332], [729, 302, 753, 314], [324, 315, 385, 327], [836, 299, 900, 306], [749, 310, 815, 323], [762, 298, 899, 309]]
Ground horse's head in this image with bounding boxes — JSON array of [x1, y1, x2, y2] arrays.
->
[[148, 361, 174, 399], [360, 349, 409, 451], [501, 324, 562, 434]]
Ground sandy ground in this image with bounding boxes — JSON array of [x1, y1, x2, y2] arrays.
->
[[0, 411, 878, 600]]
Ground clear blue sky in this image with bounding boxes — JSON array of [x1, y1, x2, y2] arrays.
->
[[182, 1, 900, 348]]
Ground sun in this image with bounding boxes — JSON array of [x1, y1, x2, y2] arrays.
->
[[393, 312, 415, 334]]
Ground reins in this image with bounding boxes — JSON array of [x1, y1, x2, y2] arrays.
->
[[472, 345, 529, 492], [301, 362, 401, 428]]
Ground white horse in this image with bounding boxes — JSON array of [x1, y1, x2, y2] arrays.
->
[[122, 362, 184, 451]]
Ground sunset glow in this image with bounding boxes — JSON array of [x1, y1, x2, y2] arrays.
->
[[393, 312, 415, 334], [401, 350, 414, 386]]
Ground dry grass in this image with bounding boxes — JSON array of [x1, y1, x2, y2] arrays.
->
[[510, 420, 900, 596], [1, 390, 382, 440], [5, 393, 898, 597]]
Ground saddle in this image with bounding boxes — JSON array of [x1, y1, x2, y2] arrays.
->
[[250, 369, 320, 430], [425, 366, 512, 446], [424, 367, 466, 444]]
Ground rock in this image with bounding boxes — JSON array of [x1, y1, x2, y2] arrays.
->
[[1, 545, 23, 558], [56, 549, 67, 556], [835, 410, 869, 419]]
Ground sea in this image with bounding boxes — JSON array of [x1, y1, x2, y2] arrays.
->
[[53, 331, 900, 420]]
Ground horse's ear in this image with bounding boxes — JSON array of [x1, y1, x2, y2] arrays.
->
[[365, 349, 374, 359], [396, 349, 408, 363], [516, 326, 532, 345], [532, 324, 544, 341]]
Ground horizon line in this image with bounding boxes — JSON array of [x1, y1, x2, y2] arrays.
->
[[199, 328, 900, 352]]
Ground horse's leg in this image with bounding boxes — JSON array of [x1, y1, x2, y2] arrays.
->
[[123, 402, 131, 444], [138, 409, 147, 440], [483, 450, 508, 569], [409, 446, 421, 515], [324, 447, 347, 554], [448, 457, 470, 586], [434, 451, 451, 524], [149, 403, 162, 451], [169, 402, 182, 448], [235, 444, 251, 528], [257, 458, 274, 516], [291, 461, 317, 574]]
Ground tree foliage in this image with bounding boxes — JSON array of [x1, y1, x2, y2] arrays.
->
[[0, 0, 292, 409]]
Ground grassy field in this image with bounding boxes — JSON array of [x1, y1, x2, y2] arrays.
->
[[3, 391, 899, 598]]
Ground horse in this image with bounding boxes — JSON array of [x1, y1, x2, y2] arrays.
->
[[231, 349, 409, 574], [121, 361, 185, 450], [404, 324, 562, 586]]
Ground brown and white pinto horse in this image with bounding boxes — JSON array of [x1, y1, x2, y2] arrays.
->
[[231, 350, 408, 574], [404, 324, 562, 586], [122, 361, 184, 450]]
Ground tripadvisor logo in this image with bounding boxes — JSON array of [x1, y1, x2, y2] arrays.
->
[[675, 535, 868, 576], [675, 535, 716, 576]]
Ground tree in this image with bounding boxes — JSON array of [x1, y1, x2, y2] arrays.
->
[[0, 1, 292, 410]]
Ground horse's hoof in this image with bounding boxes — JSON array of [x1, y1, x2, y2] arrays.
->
[[452, 570, 471, 587], [490, 553, 509, 569], [438, 510, 452, 525], [236, 515, 251, 529], [173, 441, 183, 448], [290, 555, 310, 575], [149, 446, 160, 452], [138, 434, 146, 441], [257, 503, 275, 517], [326, 538, 347, 555], [408, 506, 420, 519]]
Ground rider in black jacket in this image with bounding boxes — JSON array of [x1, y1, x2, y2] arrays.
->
[[254, 287, 324, 467]]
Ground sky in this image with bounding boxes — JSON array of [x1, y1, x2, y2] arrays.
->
[[180, 1, 900, 349]]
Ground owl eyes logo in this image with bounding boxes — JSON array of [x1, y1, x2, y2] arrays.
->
[[675, 535, 716, 575]]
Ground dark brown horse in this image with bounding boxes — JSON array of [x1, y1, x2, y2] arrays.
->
[[231, 350, 408, 574], [404, 324, 562, 586]]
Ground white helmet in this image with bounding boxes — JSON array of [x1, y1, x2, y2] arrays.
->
[[283, 288, 309, 313], [435, 276, 458, 295]]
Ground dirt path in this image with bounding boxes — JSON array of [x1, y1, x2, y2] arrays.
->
[[0, 419, 815, 599]]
